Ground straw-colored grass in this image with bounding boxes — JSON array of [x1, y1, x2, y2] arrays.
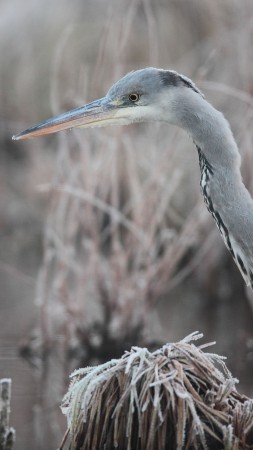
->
[[2, 1, 253, 447], [60, 332, 253, 450], [7, 0, 252, 369]]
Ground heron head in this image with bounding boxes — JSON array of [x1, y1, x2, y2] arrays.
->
[[13, 68, 202, 140]]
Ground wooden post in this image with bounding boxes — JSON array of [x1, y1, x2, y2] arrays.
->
[[0, 379, 15, 450]]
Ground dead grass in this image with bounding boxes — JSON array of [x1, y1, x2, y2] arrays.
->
[[1, 1, 253, 447], [35, 125, 212, 363], [13, 0, 252, 369], [60, 333, 253, 450]]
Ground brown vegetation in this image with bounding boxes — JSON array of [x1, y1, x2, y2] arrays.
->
[[61, 333, 253, 450], [1, 0, 253, 448]]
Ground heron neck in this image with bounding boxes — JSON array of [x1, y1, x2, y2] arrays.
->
[[172, 89, 241, 173], [169, 87, 253, 288]]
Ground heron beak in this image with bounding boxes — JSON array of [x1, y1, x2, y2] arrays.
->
[[12, 97, 126, 140]]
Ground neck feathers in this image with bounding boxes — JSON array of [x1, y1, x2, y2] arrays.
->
[[172, 87, 253, 289], [172, 87, 241, 171]]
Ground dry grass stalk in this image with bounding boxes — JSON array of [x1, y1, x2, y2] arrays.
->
[[16, 0, 253, 372], [60, 332, 253, 450], [34, 146, 211, 364], [22, 0, 253, 368], [34, 71, 211, 363]]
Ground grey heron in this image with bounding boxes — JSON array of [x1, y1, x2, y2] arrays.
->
[[13, 67, 253, 289]]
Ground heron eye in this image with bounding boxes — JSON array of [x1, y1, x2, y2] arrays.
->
[[129, 93, 140, 102]]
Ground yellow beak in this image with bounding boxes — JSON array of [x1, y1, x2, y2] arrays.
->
[[12, 97, 124, 140]]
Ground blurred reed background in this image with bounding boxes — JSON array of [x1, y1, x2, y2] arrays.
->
[[1, 0, 253, 448]]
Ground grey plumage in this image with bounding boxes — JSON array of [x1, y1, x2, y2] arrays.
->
[[13, 67, 253, 288]]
